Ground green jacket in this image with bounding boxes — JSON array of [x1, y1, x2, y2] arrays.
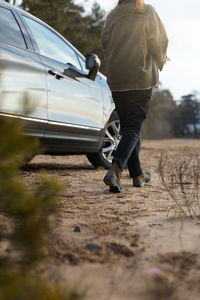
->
[[101, 0, 169, 91]]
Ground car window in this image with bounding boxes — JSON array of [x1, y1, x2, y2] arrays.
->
[[0, 7, 26, 49], [23, 16, 81, 69]]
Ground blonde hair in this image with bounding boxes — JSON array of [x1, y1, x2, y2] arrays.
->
[[134, 0, 144, 13]]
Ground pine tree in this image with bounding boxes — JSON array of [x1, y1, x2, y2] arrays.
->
[[20, 0, 106, 72], [4, 0, 16, 4], [21, 0, 83, 35]]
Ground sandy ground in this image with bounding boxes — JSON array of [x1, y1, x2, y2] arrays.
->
[[21, 139, 200, 300]]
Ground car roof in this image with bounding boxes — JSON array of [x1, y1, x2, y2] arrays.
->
[[0, 1, 86, 60]]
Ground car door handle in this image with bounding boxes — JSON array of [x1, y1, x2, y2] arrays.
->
[[48, 70, 64, 80]]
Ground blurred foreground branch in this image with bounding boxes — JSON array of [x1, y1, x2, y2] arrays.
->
[[0, 114, 84, 299]]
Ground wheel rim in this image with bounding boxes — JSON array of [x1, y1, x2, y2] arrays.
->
[[102, 119, 121, 164]]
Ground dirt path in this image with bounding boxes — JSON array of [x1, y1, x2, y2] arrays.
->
[[22, 139, 200, 300]]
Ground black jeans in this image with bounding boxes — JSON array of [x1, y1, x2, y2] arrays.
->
[[112, 89, 152, 178]]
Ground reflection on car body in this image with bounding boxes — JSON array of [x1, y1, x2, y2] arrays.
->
[[0, 0, 120, 168]]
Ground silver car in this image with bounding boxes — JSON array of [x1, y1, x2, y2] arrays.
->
[[0, 1, 120, 168]]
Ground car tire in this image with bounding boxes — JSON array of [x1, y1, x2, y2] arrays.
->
[[87, 111, 121, 169]]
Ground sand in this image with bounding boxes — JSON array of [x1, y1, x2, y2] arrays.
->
[[21, 139, 200, 300]]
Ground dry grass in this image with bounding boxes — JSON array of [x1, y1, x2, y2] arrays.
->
[[158, 153, 200, 218], [17, 140, 200, 300]]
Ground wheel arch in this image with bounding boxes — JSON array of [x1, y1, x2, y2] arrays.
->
[[86, 110, 120, 169], [98, 108, 118, 151]]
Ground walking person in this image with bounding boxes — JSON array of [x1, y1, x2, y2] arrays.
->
[[101, 0, 169, 193]]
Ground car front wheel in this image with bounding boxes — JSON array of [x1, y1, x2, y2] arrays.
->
[[86, 111, 121, 169]]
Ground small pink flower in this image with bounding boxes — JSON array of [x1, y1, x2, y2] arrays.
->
[[148, 267, 161, 276]]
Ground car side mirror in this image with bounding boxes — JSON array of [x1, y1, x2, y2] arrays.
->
[[85, 54, 101, 81]]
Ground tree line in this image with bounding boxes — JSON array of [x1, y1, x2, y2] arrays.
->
[[143, 90, 200, 139]]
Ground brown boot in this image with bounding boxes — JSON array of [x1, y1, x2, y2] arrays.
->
[[133, 172, 151, 188], [103, 161, 123, 193]]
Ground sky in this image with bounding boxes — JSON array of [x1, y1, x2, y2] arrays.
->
[[75, 0, 200, 100]]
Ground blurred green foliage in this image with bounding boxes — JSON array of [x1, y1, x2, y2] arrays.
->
[[0, 273, 83, 300], [0, 104, 83, 298]]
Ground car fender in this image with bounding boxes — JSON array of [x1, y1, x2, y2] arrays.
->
[[96, 74, 116, 151]]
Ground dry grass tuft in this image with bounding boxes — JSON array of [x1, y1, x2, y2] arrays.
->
[[158, 154, 200, 218]]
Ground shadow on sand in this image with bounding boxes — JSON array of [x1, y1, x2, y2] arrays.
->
[[22, 162, 94, 172]]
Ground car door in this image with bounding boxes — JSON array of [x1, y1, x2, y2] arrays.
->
[[22, 16, 104, 151], [0, 4, 47, 137]]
